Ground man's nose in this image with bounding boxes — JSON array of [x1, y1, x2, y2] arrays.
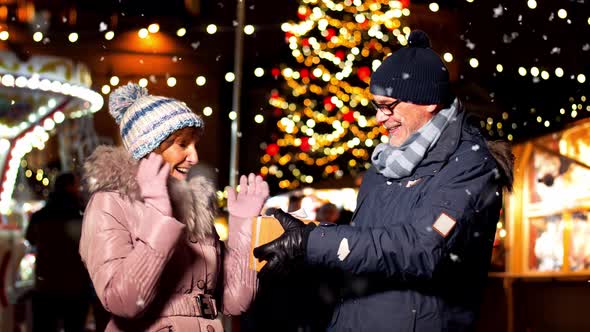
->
[[375, 109, 389, 123]]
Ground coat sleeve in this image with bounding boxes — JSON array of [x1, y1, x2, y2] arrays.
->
[[221, 214, 257, 315], [79, 192, 185, 318], [305, 153, 501, 281]]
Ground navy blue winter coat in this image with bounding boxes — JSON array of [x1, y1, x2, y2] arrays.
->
[[306, 110, 513, 331]]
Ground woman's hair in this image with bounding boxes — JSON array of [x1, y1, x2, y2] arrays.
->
[[154, 126, 204, 153]]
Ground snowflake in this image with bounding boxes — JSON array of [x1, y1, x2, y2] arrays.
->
[[99, 22, 108, 32], [583, 44, 590, 51], [402, 72, 410, 79], [465, 189, 472, 196], [449, 253, 460, 262], [136, 298, 145, 307], [492, 5, 504, 18], [550, 47, 561, 55], [191, 42, 201, 50], [471, 144, 480, 151]]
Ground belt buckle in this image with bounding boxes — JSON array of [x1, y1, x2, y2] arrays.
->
[[195, 294, 218, 319]]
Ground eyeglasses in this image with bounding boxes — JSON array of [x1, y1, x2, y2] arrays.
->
[[371, 99, 402, 116]]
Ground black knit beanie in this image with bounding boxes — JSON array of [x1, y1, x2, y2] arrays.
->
[[369, 30, 450, 105]]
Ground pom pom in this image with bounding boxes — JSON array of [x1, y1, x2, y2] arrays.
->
[[108, 83, 149, 124], [408, 30, 431, 48]]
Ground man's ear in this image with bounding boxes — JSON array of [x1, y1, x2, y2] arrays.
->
[[425, 104, 438, 113]]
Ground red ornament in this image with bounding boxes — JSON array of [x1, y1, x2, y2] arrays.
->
[[325, 28, 336, 40], [400, 0, 410, 8], [357, 66, 371, 81], [301, 38, 310, 47], [284, 31, 293, 42], [271, 68, 280, 78], [266, 143, 280, 156], [342, 111, 355, 123], [323, 96, 335, 111], [297, 7, 311, 20], [300, 137, 310, 152], [300, 68, 309, 78], [335, 50, 345, 61]]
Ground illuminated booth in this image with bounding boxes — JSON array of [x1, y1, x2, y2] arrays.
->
[[480, 118, 590, 332]]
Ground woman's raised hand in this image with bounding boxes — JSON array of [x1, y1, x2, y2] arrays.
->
[[227, 173, 269, 218], [137, 153, 172, 217]]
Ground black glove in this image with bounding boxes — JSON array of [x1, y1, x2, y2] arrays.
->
[[253, 208, 316, 279]]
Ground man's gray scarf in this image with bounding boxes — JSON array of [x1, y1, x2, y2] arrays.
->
[[371, 98, 460, 179]]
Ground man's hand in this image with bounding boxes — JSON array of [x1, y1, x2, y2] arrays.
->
[[227, 173, 269, 218], [137, 153, 172, 217], [253, 208, 316, 279]]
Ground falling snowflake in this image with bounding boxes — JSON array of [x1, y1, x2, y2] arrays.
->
[[402, 72, 410, 79], [455, 157, 459, 162], [550, 47, 561, 54], [42, 38, 50, 44], [542, 35, 548, 40], [216, 55, 222, 61], [518, 15, 522, 22], [449, 253, 460, 262], [149, 75, 157, 83], [249, 5, 255, 9], [548, 12, 554, 21], [426, 226, 433, 232], [136, 298, 145, 307], [62, 16, 67, 23], [474, 232, 480, 238], [99, 22, 108, 32], [172, 56, 179, 62], [492, 5, 504, 18], [583, 44, 590, 51], [100, 56, 105, 62], [465, 189, 472, 196], [471, 144, 480, 151], [492, 168, 501, 179], [233, 20, 238, 27], [465, 39, 476, 50], [495, 191, 500, 196], [191, 41, 200, 50]]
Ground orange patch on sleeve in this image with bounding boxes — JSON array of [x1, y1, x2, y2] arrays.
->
[[433, 212, 457, 238]]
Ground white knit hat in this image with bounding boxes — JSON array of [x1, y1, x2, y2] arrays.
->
[[108, 83, 204, 160]]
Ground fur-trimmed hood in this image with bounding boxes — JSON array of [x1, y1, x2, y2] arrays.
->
[[84, 145, 217, 241]]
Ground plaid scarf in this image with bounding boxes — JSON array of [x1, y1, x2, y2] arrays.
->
[[371, 98, 460, 179]]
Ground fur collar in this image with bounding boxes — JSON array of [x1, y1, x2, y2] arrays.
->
[[84, 146, 217, 241]]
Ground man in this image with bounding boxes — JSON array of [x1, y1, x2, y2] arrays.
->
[[254, 30, 514, 331], [26, 173, 92, 332]]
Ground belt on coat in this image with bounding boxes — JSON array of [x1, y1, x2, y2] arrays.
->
[[160, 293, 218, 319]]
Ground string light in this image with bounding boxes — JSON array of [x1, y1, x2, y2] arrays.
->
[[166, 77, 177, 87], [33, 32, 43, 42], [225, 72, 235, 82], [206, 24, 217, 34], [148, 23, 160, 33], [0, 31, 9, 40], [68, 32, 78, 43], [110, 76, 119, 86], [203, 107, 213, 116], [244, 25, 255, 35], [195, 76, 206, 86], [105, 31, 115, 40], [138, 78, 148, 87], [138, 28, 148, 39], [177, 28, 186, 37]]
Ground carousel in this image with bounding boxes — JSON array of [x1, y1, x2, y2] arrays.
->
[[0, 50, 102, 331]]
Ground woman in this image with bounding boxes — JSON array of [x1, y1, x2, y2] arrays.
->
[[79, 83, 268, 331]]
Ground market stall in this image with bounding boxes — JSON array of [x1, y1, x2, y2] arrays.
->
[[482, 118, 590, 332]]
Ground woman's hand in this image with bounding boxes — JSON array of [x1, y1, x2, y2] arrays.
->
[[227, 173, 269, 218], [137, 153, 172, 217]]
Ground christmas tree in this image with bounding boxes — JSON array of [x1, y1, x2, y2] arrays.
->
[[259, 0, 412, 191]]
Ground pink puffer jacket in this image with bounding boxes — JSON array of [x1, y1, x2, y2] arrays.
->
[[80, 147, 256, 332]]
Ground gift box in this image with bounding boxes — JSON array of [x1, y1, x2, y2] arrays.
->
[[249, 213, 319, 271]]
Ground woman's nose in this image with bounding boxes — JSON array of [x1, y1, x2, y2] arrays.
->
[[187, 146, 199, 165]]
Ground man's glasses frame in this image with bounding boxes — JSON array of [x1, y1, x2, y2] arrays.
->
[[371, 99, 402, 116]]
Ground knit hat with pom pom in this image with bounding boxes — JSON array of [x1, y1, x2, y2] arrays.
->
[[108, 83, 204, 160], [369, 30, 451, 105]]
